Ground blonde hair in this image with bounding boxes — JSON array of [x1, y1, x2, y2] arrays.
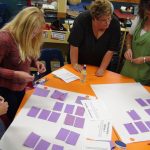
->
[[90, 0, 113, 19], [2, 7, 45, 61]]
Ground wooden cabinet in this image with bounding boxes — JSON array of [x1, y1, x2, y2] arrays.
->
[[57, 0, 67, 18]]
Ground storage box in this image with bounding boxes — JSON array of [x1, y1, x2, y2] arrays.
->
[[43, 24, 70, 44]]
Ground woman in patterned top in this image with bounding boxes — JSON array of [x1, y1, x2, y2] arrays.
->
[[0, 7, 46, 123]]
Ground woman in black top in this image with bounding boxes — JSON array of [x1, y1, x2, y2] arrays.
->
[[68, 0, 120, 76]]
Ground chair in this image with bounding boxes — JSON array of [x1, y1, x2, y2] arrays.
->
[[0, 3, 11, 28], [116, 28, 128, 72], [39, 48, 64, 75]]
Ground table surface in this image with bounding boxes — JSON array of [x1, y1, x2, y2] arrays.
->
[[19, 64, 150, 150]]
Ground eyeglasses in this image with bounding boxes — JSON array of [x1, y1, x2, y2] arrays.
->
[[96, 16, 112, 23]]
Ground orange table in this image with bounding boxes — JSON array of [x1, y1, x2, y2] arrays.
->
[[19, 64, 150, 150]]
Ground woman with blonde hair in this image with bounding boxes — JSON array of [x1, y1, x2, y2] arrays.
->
[[0, 7, 46, 123]]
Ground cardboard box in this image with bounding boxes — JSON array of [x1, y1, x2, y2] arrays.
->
[[43, 24, 70, 44]]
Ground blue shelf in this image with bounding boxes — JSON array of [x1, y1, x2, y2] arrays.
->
[[68, 2, 91, 12]]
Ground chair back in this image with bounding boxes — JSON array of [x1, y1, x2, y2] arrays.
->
[[0, 3, 10, 28], [39, 48, 64, 75]]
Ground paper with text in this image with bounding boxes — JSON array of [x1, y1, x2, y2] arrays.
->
[[52, 68, 79, 83]]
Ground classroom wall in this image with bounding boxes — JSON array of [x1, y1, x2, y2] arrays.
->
[[0, 0, 27, 16]]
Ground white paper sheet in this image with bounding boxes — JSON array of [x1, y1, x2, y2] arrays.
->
[[91, 83, 150, 144], [82, 139, 111, 150], [0, 85, 103, 150], [82, 100, 110, 120], [84, 120, 112, 141], [52, 68, 80, 83], [82, 100, 112, 141]]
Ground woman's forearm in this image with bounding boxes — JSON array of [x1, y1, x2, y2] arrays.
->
[[70, 45, 79, 65], [126, 33, 133, 50], [99, 51, 114, 70]]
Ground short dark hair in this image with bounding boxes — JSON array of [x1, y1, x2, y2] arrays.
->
[[90, 0, 113, 19]]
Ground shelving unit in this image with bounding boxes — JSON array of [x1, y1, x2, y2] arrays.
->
[[57, 0, 67, 18], [31, 0, 67, 18], [43, 24, 70, 44]]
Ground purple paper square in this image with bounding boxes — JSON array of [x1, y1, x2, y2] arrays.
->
[[145, 121, 150, 129], [51, 90, 67, 101], [64, 104, 75, 114], [145, 108, 150, 116], [75, 96, 86, 105], [27, 106, 41, 118], [127, 110, 141, 120], [38, 109, 51, 120], [134, 121, 149, 133], [124, 123, 138, 134], [56, 128, 70, 141], [33, 87, 50, 97], [64, 114, 75, 126], [34, 139, 50, 150], [75, 106, 85, 116], [74, 117, 85, 128], [66, 131, 80, 145], [48, 112, 61, 123], [52, 144, 64, 150], [23, 132, 40, 148], [53, 102, 64, 111], [135, 98, 148, 107], [146, 99, 150, 105]]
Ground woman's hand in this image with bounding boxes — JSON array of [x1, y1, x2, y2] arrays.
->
[[36, 61, 46, 73], [73, 63, 83, 72], [124, 49, 133, 61], [95, 68, 105, 77], [132, 57, 145, 64], [0, 96, 4, 103], [14, 71, 34, 83], [0, 96, 8, 116], [0, 102, 8, 116]]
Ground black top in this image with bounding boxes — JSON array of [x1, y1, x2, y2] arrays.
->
[[68, 11, 121, 66]]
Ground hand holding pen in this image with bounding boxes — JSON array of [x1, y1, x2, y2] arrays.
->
[[14, 71, 34, 83]]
